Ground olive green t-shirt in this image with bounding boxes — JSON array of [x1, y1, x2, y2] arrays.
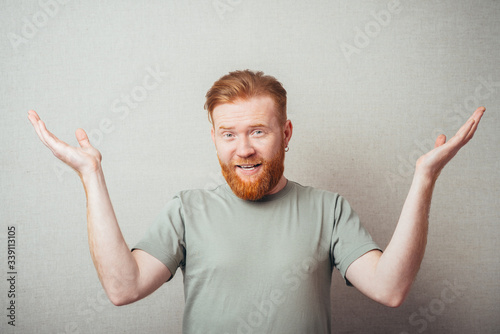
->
[[133, 180, 380, 334]]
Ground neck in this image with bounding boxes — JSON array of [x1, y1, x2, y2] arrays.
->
[[267, 176, 288, 195]]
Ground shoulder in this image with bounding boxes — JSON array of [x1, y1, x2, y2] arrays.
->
[[287, 181, 356, 217], [153, 184, 230, 221], [289, 180, 341, 201], [173, 183, 231, 205]]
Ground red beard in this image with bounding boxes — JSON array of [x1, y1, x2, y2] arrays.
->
[[219, 142, 285, 201]]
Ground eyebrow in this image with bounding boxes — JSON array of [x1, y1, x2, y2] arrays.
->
[[217, 123, 269, 131]]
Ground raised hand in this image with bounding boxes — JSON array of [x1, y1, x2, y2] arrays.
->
[[415, 106, 485, 181], [27, 110, 102, 178]]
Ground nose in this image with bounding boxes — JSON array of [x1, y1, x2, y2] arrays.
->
[[236, 136, 256, 158]]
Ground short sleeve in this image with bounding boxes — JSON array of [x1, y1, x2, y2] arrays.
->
[[132, 195, 186, 280], [330, 195, 381, 286]]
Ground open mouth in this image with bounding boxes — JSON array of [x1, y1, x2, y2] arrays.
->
[[236, 163, 262, 171]]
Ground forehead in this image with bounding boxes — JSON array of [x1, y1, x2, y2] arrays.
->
[[212, 96, 279, 129]]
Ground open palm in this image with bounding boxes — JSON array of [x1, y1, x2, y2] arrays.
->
[[28, 110, 102, 178], [416, 107, 485, 180]]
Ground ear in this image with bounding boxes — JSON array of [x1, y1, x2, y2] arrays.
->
[[211, 126, 216, 146], [283, 120, 293, 147]]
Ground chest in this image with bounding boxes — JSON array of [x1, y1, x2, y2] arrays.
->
[[182, 203, 332, 283]]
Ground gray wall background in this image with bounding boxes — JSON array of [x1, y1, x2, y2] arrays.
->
[[1, 1, 499, 333]]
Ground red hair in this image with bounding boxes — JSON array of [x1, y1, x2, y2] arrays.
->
[[204, 70, 287, 125]]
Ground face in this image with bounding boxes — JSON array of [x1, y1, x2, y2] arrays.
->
[[211, 96, 292, 201]]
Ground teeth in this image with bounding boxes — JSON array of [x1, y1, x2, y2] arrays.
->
[[238, 164, 260, 170]]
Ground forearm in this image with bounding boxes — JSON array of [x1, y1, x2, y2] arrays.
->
[[81, 167, 140, 304], [375, 169, 436, 302], [346, 107, 484, 307], [28, 110, 171, 305]]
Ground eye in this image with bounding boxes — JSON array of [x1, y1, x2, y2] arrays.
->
[[222, 133, 234, 139], [252, 130, 264, 136]]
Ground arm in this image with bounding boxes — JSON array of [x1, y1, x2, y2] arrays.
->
[[346, 107, 486, 307], [28, 110, 171, 306]]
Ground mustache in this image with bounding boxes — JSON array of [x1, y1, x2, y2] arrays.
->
[[229, 158, 264, 166]]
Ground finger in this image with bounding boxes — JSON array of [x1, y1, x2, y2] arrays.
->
[[473, 106, 486, 119], [448, 106, 485, 148], [37, 119, 56, 150], [451, 119, 475, 147], [75, 128, 91, 148], [27, 109, 40, 120], [27, 112, 41, 132], [434, 134, 446, 148], [37, 119, 67, 154], [457, 108, 479, 139], [464, 106, 485, 141], [28, 112, 49, 147], [463, 120, 479, 144]]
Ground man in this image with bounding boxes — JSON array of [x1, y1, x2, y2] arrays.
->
[[28, 70, 485, 333]]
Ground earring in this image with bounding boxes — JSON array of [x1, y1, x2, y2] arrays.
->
[[285, 146, 289, 152]]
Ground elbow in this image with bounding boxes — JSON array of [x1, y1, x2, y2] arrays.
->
[[383, 295, 406, 308], [370, 278, 414, 308], [106, 287, 140, 307], [109, 295, 129, 307], [377, 290, 408, 308], [108, 293, 137, 307]]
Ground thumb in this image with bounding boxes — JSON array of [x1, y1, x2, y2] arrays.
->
[[434, 134, 446, 148], [75, 128, 91, 148]]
